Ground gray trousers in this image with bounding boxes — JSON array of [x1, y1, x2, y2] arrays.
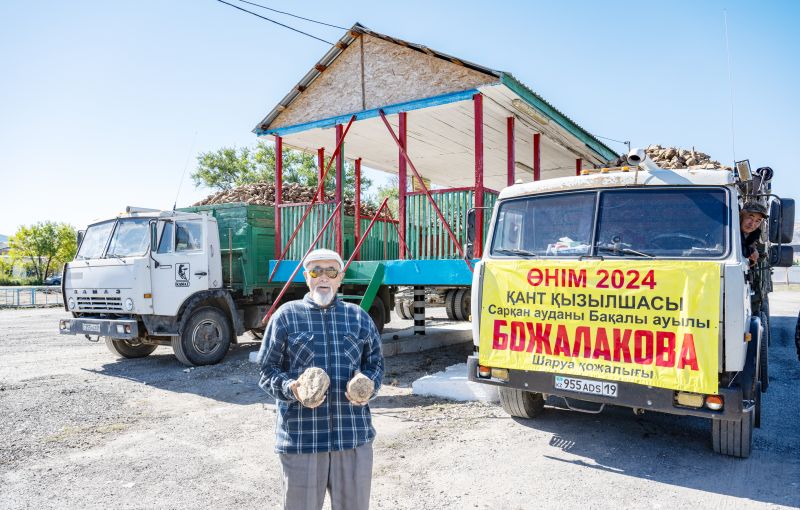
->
[[279, 441, 373, 510]]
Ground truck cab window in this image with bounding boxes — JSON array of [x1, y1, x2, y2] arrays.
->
[[491, 192, 596, 257], [158, 221, 174, 254], [595, 188, 727, 258], [106, 218, 151, 258], [76, 220, 115, 260], [176, 221, 202, 252]]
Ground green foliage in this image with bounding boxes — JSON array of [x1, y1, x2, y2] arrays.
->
[[375, 176, 400, 218], [192, 141, 371, 200], [8, 222, 77, 284]]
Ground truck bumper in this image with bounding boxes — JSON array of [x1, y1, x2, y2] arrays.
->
[[59, 318, 139, 339], [467, 356, 744, 420]]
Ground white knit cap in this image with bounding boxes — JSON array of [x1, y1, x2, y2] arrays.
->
[[303, 248, 344, 270]]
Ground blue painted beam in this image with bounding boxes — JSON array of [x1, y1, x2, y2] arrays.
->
[[268, 259, 478, 286], [256, 88, 480, 137]]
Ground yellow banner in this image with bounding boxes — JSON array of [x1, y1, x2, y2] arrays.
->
[[478, 260, 720, 393]]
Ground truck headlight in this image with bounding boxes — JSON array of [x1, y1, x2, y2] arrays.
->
[[68, 298, 76, 310], [124, 298, 134, 311]]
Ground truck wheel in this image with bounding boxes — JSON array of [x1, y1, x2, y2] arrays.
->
[[759, 312, 769, 392], [445, 290, 458, 320], [711, 408, 754, 458], [455, 288, 471, 321], [172, 307, 232, 366], [762, 298, 771, 346], [754, 382, 762, 428], [498, 387, 545, 419], [105, 337, 157, 359], [394, 299, 412, 320], [369, 296, 386, 334]]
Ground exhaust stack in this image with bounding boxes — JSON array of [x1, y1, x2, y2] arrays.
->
[[627, 148, 661, 173]]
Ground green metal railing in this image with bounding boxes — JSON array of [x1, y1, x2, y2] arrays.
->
[[405, 188, 497, 259], [279, 202, 338, 260], [356, 217, 399, 260], [277, 188, 496, 262]]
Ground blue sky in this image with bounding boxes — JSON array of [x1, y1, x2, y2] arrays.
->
[[2, 0, 798, 235]]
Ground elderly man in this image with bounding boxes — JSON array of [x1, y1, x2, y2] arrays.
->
[[257, 248, 384, 510], [740, 202, 768, 265]]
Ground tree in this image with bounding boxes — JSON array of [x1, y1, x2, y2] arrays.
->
[[192, 141, 372, 200], [375, 176, 400, 218], [9, 222, 77, 283]]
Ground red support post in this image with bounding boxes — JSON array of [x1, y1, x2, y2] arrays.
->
[[354, 158, 362, 261], [274, 136, 283, 256], [474, 94, 484, 259], [533, 133, 541, 181], [576, 158, 582, 176], [335, 124, 344, 255], [317, 148, 325, 187], [398, 111, 407, 260], [507, 117, 515, 187]]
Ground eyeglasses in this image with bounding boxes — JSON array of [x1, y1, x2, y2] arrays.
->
[[308, 267, 340, 279]]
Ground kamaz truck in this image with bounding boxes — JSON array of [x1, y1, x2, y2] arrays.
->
[[467, 150, 795, 457], [58, 203, 392, 366]]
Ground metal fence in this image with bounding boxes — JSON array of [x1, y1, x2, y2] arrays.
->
[[0, 286, 64, 308]]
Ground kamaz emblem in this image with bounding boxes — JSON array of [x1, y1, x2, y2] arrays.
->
[[176, 263, 190, 287]]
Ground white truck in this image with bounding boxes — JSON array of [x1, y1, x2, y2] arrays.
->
[[467, 150, 795, 457], [57, 206, 264, 366]]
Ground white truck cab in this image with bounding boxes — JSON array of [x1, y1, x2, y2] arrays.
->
[[467, 153, 795, 458], [59, 207, 241, 366]]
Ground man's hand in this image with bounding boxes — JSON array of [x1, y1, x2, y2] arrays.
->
[[748, 249, 759, 265], [289, 380, 326, 408], [345, 391, 369, 406]]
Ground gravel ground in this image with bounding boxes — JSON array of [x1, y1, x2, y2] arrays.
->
[[1, 293, 799, 509]]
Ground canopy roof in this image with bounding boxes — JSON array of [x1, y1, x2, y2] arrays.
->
[[254, 23, 617, 191]]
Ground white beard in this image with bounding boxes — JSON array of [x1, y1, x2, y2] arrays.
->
[[311, 288, 335, 307]]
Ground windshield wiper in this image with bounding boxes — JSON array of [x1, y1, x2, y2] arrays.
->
[[494, 248, 539, 257], [105, 253, 127, 263], [594, 243, 654, 258]]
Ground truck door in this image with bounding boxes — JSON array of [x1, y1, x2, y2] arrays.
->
[[150, 218, 210, 316]]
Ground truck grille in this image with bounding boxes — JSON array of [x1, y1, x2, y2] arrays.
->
[[77, 296, 123, 311]]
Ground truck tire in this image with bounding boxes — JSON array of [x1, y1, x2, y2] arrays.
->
[[445, 290, 458, 320], [498, 387, 545, 419], [368, 296, 386, 334], [105, 337, 157, 359], [711, 409, 754, 458], [759, 311, 769, 392], [394, 299, 412, 320], [762, 298, 771, 346], [455, 288, 471, 321], [754, 382, 762, 428], [172, 307, 232, 366]]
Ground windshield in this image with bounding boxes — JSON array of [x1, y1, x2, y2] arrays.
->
[[106, 218, 151, 258], [76, 221, 115, 260], [491, 188, 728, 259]]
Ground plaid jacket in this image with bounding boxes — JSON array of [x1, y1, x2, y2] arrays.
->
[[257, 294, 384, 454]]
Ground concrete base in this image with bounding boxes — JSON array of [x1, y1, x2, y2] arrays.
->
[[380, 321, 471, 357], [412, 363, 500, 402]]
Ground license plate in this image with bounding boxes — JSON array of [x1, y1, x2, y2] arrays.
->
[[554, 376, 617, 398], [82, 323, 101, 333]]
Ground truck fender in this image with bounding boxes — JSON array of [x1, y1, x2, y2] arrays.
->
[[739, 316, 762, 401], [177, 290, 245, 338]]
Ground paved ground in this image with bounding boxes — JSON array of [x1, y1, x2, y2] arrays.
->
[[1, 293, 799, 509]]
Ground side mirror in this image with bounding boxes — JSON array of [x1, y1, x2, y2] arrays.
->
[[769, 245, 794, 267], [768, 198, 794, 243], [466, 209, 476, 244], [150, 221, 159, 251], [76, 230, 85, 248]]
